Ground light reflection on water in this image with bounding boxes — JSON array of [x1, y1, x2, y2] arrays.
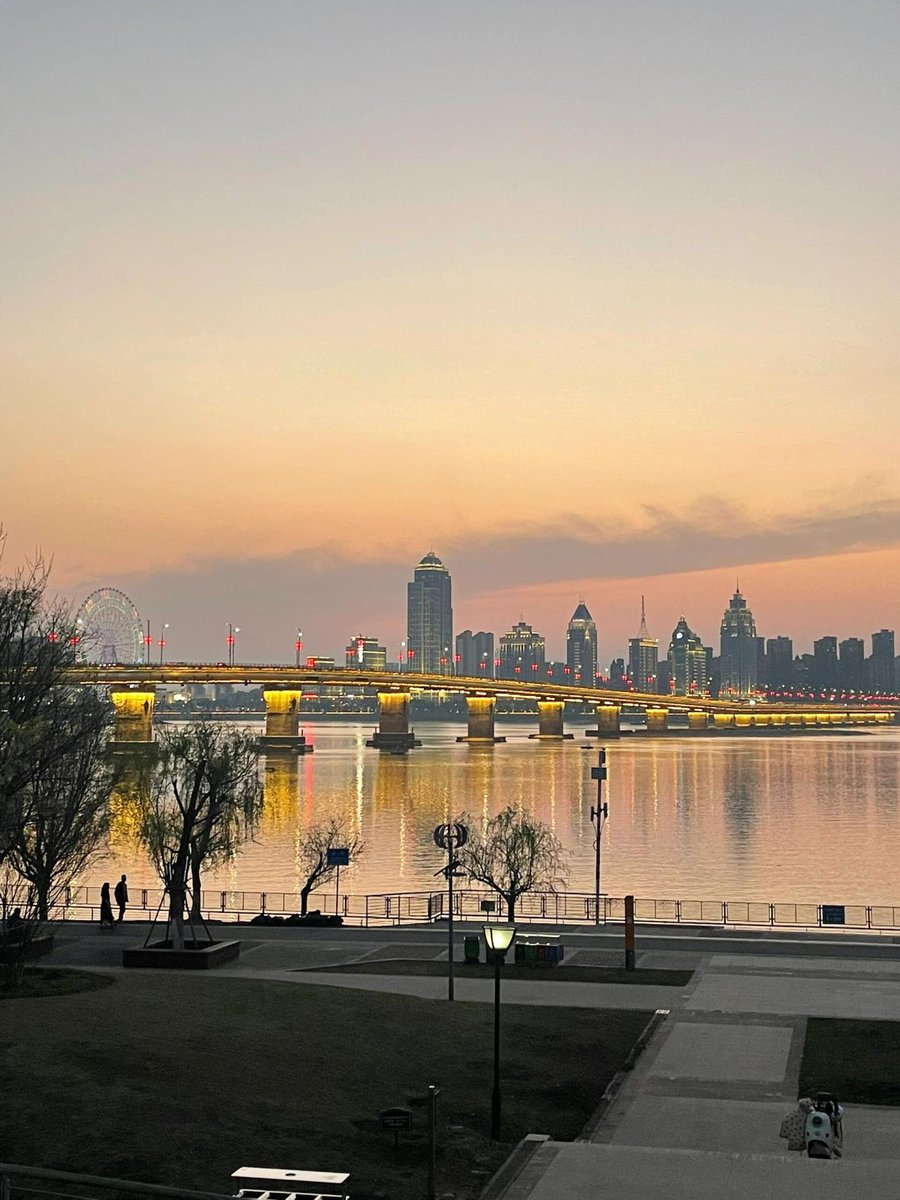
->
[[97, 722, 900, 906]]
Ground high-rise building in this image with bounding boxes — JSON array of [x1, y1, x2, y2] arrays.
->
[[455, 630, 494, 678], [719, 587, 758, 697], [407, 552, 453, 676], [766, 637, 793, 688], [655, 660, 672, 695], [812, 636, 839, 689], [871, 629, 896, 692], [628, 597, 659, 693], [566, 602, 598, 686], [668, 616, 708, 696], [838, 638, 865, 690], [498, 620, 545, 680], [344, 635, 388, 671]]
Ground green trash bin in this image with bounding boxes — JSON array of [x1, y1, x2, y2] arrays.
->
[[464, 935, 480, 965]]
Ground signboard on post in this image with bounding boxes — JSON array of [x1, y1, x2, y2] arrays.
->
[[327, 847, 350, 867], [822, 904, 846, 926]]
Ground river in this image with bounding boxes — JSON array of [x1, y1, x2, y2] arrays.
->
[[89, 720, 900, 909]]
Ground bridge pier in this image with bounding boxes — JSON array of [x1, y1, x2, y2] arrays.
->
[[110, 686, 156, 747], [688, 711, 709, 732], [456, 696, 505, 744], [586, 703, 621, 738], [367, 691, 421, 752], [645, 707, 669, 733], [529, 700, 573, 740], [261, 688, 312, 753]]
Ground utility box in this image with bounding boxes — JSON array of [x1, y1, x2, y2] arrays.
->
[[464, 935, 480, 964]]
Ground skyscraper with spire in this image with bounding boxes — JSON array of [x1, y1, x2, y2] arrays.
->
[[628, 596, 659, 692], [720, 585, 758, 697], [566, 601, 598, 686]]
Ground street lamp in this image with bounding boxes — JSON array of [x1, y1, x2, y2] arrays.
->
[[158, 623, 170, 665], [295, 628, 303, 668], [226, 623, 240, 667], [483, 922, 517, 1140], [590, 749, 609, 925]]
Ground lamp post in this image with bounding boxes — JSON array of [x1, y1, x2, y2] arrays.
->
[[158, 623, 170, 665], [295, 628, 303, 668], [590, 749, 609, 925], [483, 923, 516, 1140], [144, 619, 152, 665], [226, 623, 240, 668]]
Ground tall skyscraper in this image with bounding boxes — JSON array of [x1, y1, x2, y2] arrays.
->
[[871, 629, 896, 692], [766, 636, 793, 688], [455, 629, 494, 677], [719, 587, 758, 697], [668, 616, 708, 695], [627, 596, 658, 692], [812, 636, 838, 689], [498, 620, 545, 680], [566, 601, 598, 686], [838, 638, 865, 690], [407, 552, 453, 675]]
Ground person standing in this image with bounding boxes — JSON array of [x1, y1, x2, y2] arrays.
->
[[114, 874, 129, 923], [99, 882, 115, 929]]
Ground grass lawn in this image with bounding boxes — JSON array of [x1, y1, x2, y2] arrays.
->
[[0, 970, 651, 1200], [800, 1018, 900, 1106], [308, 959, 693, 986]]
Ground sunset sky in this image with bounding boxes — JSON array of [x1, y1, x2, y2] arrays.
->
[[2, 1, 899, 663]]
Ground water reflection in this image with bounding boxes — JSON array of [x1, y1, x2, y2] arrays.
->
[[90, 723, 900, 905]]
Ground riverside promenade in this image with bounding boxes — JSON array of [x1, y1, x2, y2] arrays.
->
[[49, 920, 900, 1199]]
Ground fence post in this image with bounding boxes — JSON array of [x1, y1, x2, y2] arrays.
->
[[221, 891, 227, 913], [769, 903, 776, 927], [722, 901, 728, 925], [866, 905, 873, 929], [675, 899, 681, 923], [261, 892, 267, 915], [365, 894, 369, 928]]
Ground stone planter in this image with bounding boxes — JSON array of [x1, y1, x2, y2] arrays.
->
[[122, 939, 241, 969]]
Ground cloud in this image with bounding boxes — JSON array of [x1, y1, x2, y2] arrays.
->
[[67, 494, 900, 660]]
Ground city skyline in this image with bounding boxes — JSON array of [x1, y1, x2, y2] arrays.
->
[[2, 3, 899, 665]]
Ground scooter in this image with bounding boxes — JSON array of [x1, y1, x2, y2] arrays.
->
[[805, 1092, 843, 1158]]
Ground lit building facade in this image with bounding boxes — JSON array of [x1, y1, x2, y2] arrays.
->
[[498, 620, 545, 680], [344, 635, 388, 671], [668, 616, 708, 696], [455, 630, 495, 677], [407, 552, 453, 676], [566, 602, 598, 686], [838, 637, 865, 690], [719, 588, 758, 697], [627, 597, 658, 692], [765, 636, 793, 688]]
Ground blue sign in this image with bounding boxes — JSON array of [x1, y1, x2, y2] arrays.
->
[[327, 847, 350, 867], [822, 905, 846, 925]]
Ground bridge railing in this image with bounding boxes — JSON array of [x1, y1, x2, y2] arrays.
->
[[54, 886, 900, 932]]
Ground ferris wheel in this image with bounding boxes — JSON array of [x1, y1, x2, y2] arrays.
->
[[74, 587, 144, 664]]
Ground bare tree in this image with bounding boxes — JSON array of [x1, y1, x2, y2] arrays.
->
[[137, 722, 262, 948], [296, 818, 363, 915], [4, 691, 113, 918], [459, 805, 568, 923]]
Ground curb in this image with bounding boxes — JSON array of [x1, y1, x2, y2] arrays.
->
[[578, 1007, 671, 1140], [479, 1133, 550, 1200]]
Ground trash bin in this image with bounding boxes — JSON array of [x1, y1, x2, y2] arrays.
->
[[464, 935, 480, 965]]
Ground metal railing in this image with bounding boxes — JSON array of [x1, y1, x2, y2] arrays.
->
[[49, 885, 900, 933]]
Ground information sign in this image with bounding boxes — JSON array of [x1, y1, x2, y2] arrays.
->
[[822, 904, 846, 926], [326, 847, 350, 867]]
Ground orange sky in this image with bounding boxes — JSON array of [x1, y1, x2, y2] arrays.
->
[[2, 2, 899, 660]]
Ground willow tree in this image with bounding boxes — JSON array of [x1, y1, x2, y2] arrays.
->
[[459, 806, 568, 923], [137, 722, 262, 948], [296, 818, 363, 916]]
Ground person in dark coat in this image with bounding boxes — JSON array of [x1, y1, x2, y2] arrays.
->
[[99, 882, 115, 929], [114, 874, 129, 923]]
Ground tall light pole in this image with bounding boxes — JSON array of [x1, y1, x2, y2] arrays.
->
[[590, 749, 609, 925], [295, 628, 303, 668], [226, 623, 240, 668], [484, 923, 517, 1140], [158, 623, 170, 665], [144, 619, 152, 665]]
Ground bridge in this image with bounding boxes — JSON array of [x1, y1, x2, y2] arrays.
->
[[67, 665, 898, 751]]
